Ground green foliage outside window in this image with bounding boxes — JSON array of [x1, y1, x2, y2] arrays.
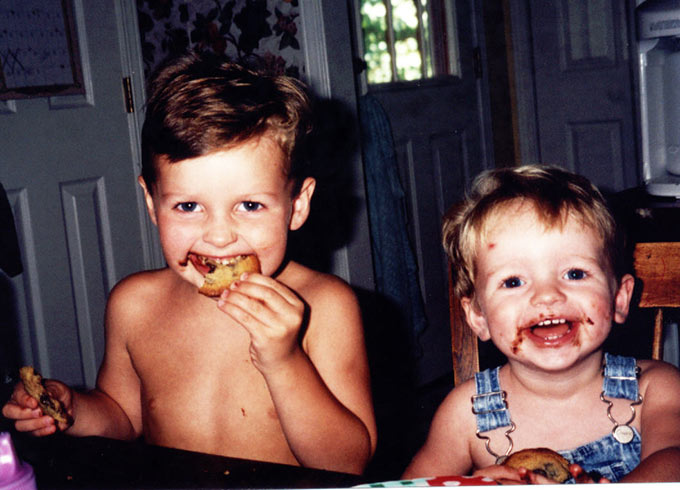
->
[[360, 0, 434, 84]]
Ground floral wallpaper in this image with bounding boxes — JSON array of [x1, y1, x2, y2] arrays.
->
[[136, 0, 304, 78]]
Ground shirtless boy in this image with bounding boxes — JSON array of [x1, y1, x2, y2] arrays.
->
[[3, 51, 376, 475], [403, 165, 680, 483]]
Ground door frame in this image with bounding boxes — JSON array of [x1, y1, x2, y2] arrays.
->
[[117, 0, 165, 271], [298, 1, 375, 290], [505, 0, 642, 168]]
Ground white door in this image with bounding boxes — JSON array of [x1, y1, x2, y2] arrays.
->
[[0, 0, 158, 388], [356, 0, 493, 385], [511, 0, 639, 192]]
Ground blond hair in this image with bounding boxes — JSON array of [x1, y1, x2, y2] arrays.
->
[[442, 165, 623, 299]]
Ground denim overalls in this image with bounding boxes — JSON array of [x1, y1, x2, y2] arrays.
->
[[472, 353, 642, 482]]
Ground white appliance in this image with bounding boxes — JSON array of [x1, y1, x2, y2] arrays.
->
[[637, 0, 680, 197]]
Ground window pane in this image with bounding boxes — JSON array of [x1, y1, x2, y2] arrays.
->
[[393, 0, 421, 81], [360, 0, 436, 84], [361, 0, 392, 83], [420, 0, 434, 78]]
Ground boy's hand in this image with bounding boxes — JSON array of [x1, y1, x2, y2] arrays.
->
[[217, 272, 306, 372], [2, 378, 73, 435]]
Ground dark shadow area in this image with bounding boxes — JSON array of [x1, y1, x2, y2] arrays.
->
[[603, 187, 679, 360], [357, 288, 422, 481], [286, 95, 430, 480], [287, 97, 362, 273], [1, 272, 22, 432]]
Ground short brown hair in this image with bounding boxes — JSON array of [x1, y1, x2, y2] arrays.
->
[[141, 50, 313, 192], [442, 165, 624, 299]]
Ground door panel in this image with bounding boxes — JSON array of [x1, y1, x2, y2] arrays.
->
[[366, 0, 492, 384], [529, 0, 639, 192], [1, 0, 151, 388]]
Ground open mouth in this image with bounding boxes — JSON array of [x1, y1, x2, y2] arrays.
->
[[527, 318, 575, 344], [187, 253, 246, 276]]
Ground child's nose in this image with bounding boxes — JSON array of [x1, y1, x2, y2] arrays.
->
[[530, 278, 566, 306], [203, 214, 237, 247]]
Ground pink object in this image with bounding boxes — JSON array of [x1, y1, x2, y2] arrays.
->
[[356, 475, 498, 487], [0, 433, 36, 490]]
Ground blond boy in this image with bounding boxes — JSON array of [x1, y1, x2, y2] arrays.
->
[[403, 165, 680, 483]]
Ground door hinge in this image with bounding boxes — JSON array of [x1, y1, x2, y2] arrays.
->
[[122, 77, 134, 113], [473, 47, 483, 79]]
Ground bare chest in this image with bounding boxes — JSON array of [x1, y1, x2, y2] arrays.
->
[[125, 304, 292, 460]]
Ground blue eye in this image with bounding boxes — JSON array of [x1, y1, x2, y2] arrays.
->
[[565, 269, 586, 280], [239, 201, 262, 212], [176, 202, 199, 212], [503, 277, 524, 288]]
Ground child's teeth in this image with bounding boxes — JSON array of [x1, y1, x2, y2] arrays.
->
[[537, 318, 566, 326]]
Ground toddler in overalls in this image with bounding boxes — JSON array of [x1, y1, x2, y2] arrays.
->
[[403, 165, 680, 483]]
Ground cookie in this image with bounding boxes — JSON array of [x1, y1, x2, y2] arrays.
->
[[198, 254, 260, 297], [503, 447, 571, 483], [19, 366, 70, 424]]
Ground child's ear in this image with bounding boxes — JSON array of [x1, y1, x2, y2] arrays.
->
[[289, 177, 316, 231], [138, 176, 158, 226], [460, 296, 491, 341], [613, 273, 635, 324]]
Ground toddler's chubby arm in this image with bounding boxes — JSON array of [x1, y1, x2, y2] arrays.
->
[[217, 270, 377, 474], [620, 359, 680, 482], [402, 379, 478, 479]]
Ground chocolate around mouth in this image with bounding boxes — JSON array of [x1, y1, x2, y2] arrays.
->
[[529, 319, 572, 340]]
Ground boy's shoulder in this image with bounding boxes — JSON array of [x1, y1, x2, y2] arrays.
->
[[107, 267, 186, 316], [437, 375, 479, 421], [110, 267, 176, 296], [638, 358, 680, 389], [280, 261, 358, 307], [636, 358, 680, 417]]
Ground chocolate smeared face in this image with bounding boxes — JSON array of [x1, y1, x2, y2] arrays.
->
[[513, 317, 584, 354], [462, 201, 631, 371], [140, 138, 315, 296]]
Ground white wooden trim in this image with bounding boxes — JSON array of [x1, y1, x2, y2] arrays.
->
[[115, 0, 165, 271], [298, 1, 352, 283], [506, 0, 540, 164], [299, 2, 332, 98], [8, 188, 51, 376]]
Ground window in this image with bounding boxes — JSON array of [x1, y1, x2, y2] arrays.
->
[[358, 0, 459, 84]]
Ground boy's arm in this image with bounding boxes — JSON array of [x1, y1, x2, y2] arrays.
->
[[220, 273, 376, 474], [2, 278, 142, 440], [264, 278, 376, 474], [402, 381, 476, 479], [620, 360, 680, 482], [65, 276, 144, 440]]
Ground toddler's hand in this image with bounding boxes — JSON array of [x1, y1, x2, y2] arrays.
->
[[472, 463, 528, 484], [2, 378, 73, 435], [473, 464, 568, 485], [217, 273, 306, 372], [570, 463, 610, 484]]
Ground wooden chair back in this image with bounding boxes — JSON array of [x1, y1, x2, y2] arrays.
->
[[448, 241, 680, 385], [448, 264, 479, 386], [633, 241, 680, 360]]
